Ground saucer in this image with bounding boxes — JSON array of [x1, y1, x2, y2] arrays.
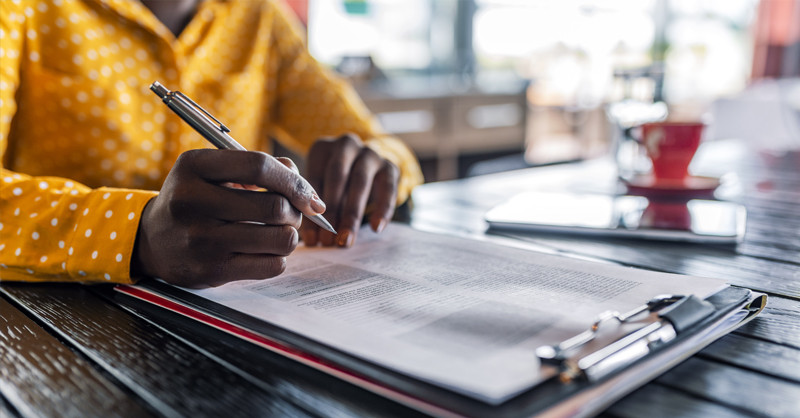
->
[[622, 174, 721, 198]]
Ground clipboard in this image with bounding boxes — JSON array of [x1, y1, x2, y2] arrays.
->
[[114, 281, 765, 418]]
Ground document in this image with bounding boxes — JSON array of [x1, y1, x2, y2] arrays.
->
[[185, 224, 727, 403]]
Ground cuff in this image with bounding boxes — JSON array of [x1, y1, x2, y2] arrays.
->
[[66, 188, 157, 284]]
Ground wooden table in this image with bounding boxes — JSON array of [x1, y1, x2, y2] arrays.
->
[[2, 140, 799, 417]]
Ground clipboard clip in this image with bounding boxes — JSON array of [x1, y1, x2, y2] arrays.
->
[[536, 294, 715, 383]]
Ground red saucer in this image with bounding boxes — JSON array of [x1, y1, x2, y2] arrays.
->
[[622, 174, 721, 198]]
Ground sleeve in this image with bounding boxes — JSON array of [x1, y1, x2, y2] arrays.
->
[[0, 6, 157, 284], [266, 1, 423, 204]]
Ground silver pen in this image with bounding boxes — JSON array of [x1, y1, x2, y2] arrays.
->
[[149, 81, 336, 234]]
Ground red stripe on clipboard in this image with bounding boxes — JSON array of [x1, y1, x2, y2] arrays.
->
[[114, 284, 459, 418]]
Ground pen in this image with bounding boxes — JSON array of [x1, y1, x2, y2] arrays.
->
[[149, 81, 337, 234]]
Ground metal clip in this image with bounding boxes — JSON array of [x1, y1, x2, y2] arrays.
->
[[174, 91, 231, 133], [536, 294, 684, 383]]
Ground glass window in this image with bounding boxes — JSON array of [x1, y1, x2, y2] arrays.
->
[[309, 0, 450, 74]]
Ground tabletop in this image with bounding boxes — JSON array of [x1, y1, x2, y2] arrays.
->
[[2, 139, 799, 417]]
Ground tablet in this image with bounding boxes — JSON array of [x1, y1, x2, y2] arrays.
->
[[485, 192, 746, 244]]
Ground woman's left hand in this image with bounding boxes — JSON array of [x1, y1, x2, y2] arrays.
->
[[301, 134, 399, 248]]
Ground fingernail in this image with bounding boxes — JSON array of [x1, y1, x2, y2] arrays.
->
[[337, 230, 354, 248], [310, 193, 326, 214], [375, 219, 387, 233]]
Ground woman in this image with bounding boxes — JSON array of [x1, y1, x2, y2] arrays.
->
[[0, 0, 423, 287]]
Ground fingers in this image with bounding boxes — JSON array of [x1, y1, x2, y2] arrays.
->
[[167, 179, 302, 228], [303, 134, 362, 246], [335, 148, 383, 247], [301, 135, 401, 248], [305, 142, 330, 193], [300, 217, 319, 247], [183, 253, 286, 288], [211, 224, 299, 256], [137, 150, 312, 288], [275, 157, 299, 173], [214, 254, 287, 285], [180, 149, 326, 217], [174, 224, 299, 287], [302, 143, 330, 247], [368, 161, 399, 234], [318, 135, 362, 246]]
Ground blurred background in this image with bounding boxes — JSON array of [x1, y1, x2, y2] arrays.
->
[[283, 0, 800, 182]]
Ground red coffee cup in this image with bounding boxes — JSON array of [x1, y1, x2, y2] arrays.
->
[[640, 122, 704, 181], [641, 201, 692, 230]]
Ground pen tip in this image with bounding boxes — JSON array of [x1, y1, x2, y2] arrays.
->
[[313, 214, 337, 234]]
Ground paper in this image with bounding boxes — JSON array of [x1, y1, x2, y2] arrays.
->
[[186, 224, 727, 403]]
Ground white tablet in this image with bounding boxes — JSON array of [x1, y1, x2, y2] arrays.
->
[[485, 192, 746, 244]]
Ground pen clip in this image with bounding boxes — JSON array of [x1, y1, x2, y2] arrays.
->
[[174, 91, 231, 133]]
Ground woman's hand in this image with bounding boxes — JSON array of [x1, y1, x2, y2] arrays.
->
[[132, 149, 325, 288], [302, 134, 399, 248]]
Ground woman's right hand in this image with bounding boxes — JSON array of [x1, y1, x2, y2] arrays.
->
[[131, 149, 326, 288]]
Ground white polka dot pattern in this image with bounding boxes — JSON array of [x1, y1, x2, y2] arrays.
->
[[0, 0, 421, 284]]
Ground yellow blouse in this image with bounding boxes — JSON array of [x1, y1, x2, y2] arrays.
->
[[0, 0, 423, 284]]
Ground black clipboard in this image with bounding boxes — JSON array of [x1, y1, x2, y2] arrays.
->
[[113, 280, 765, 418]]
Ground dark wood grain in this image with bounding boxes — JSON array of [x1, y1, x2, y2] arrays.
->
[[602, 384, 749, 418], [1, 141, 796, 418], [98, 286, 423, 418], [699, 334, 800, 383], [0, 284, 313, 418], [656, 357, 800, 418], [735, 209, 800, 263], [409, 144, 800, 417], [497, 231, 800, 296], [411, 160, 800, 296], [735, 295, 800, 349], [707, 150, 800, 262], [0, 297, 149, 418]]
